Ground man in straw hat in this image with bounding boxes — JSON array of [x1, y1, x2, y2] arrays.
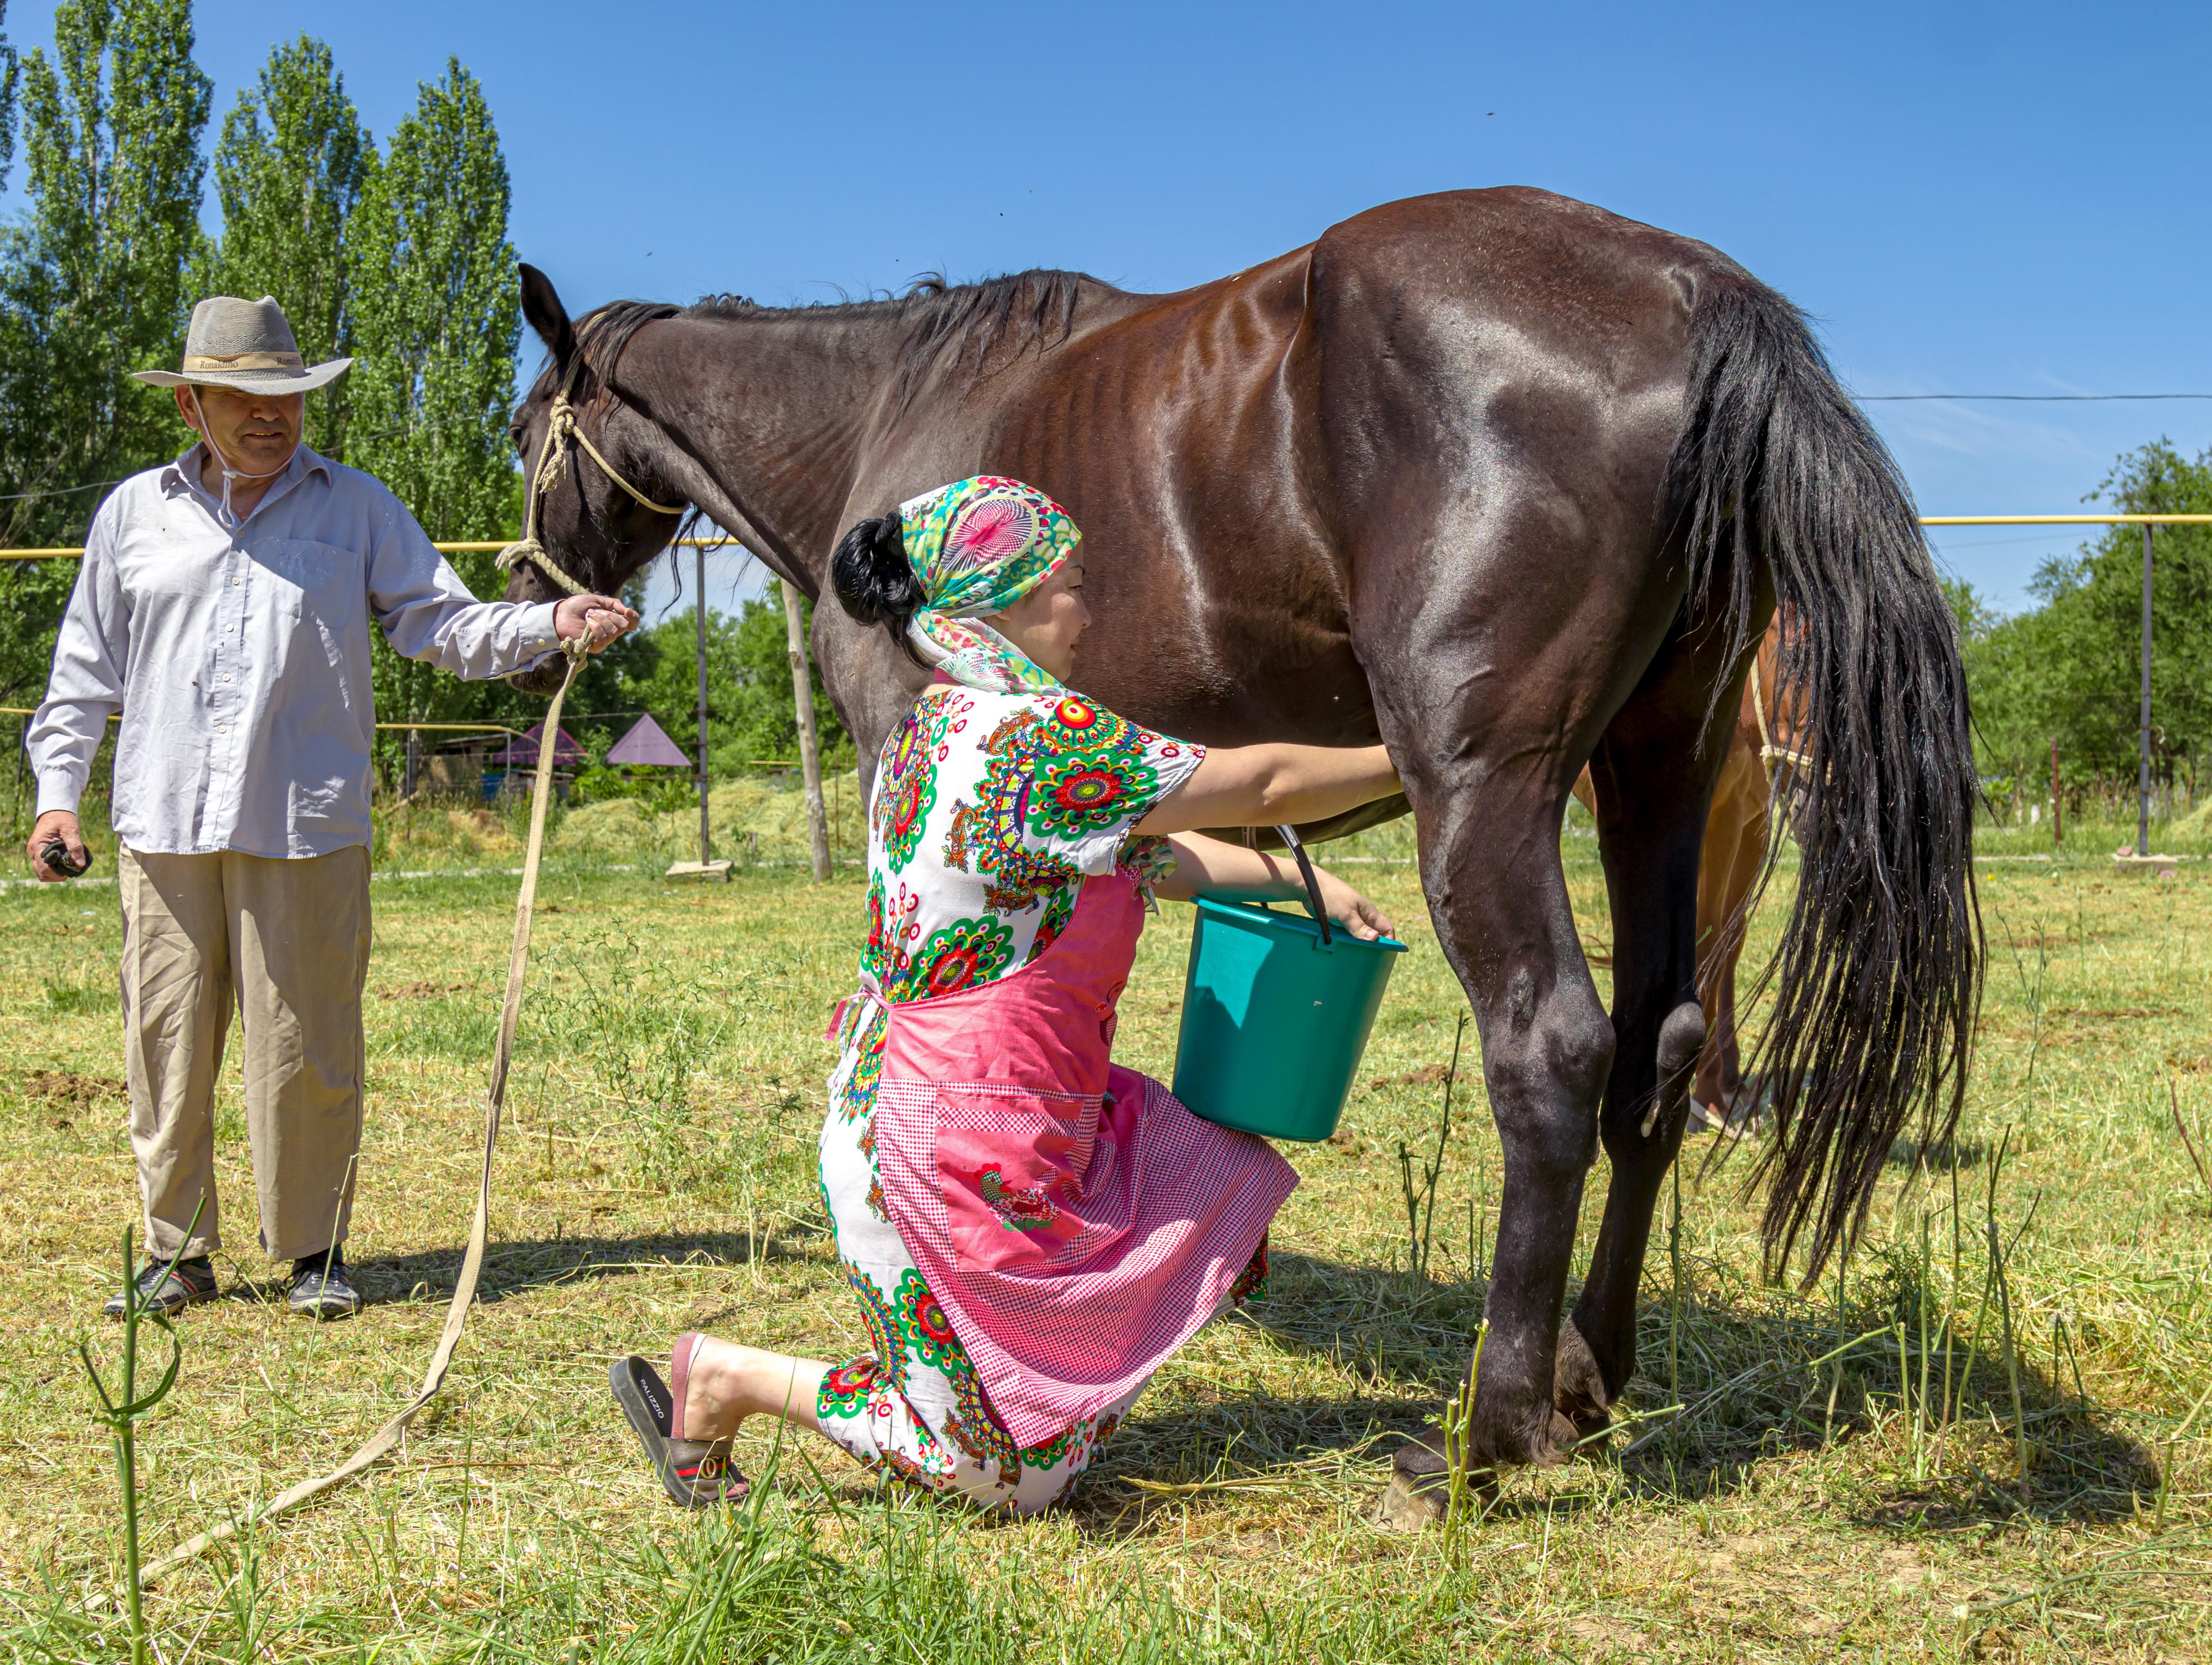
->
[[24, 294, 639, 1321]]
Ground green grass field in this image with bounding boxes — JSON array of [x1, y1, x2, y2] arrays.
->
[[2, 795, 2208, 1662]]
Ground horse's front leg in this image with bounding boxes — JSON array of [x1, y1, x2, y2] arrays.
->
[[1381, 765, 1615, 1524]]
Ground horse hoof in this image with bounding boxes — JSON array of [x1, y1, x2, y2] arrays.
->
[[1552, 1320, 1613, 1453], [1377, 1430, 1496, 1531], [1378, 1468, 1449, 1531]]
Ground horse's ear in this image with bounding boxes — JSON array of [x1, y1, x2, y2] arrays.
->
[[519, 263, 576, 366]]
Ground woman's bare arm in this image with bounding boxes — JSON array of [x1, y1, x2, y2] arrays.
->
[[1148, 831, 1395, 941], [1133, 743, 1399, 836]]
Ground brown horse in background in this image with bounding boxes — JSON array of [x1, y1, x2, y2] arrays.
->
[[1576, 619, 1808, 1133], [496, 187, 1977, 1512]]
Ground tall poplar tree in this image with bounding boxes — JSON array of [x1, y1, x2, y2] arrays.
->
[[0, 3, 22, 191], [343, 57, 524, 734], [203, 35, 368, 460], [0, 0, 207, 703]]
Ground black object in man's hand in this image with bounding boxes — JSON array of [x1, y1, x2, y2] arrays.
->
[[40, 838, 88, 878]]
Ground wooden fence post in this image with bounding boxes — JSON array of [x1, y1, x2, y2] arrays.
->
[[696, 545, 712, 868], [2050, 737, 2062, 848], [782, 579, 833, 881]]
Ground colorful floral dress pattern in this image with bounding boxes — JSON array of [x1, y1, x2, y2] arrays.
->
[[815, 683, 1205, 1512]]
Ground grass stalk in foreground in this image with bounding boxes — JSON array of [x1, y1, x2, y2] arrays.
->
[[1396, 1013, 1465, 1282], [1669, 1150, 1684, 1432], [2170, 1075, 2212, 1213], [1438, 1320, 1490, 1567], [1981, 1131, 2033, 1508], [79, 1197, 203, 1665]]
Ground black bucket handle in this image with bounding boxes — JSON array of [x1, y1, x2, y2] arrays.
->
[[1275, 823, 1334, 947]]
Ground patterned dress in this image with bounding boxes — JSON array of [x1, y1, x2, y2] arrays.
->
[[815, 682, 1217, 1510]]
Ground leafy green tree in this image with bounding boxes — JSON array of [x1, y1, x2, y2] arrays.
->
[[342, 57, 523, 738], [0, 0, 208, 703], [0, 3, 21, 191], [1965, 440, 2212, 810], [201, 35, 368, 460]]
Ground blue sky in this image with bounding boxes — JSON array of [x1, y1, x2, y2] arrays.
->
[[10, 0, 2209, 616]]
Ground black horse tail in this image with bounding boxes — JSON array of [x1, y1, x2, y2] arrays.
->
[[1667, 264, 1982, 1282]]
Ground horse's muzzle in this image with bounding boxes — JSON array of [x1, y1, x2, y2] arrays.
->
[[505, 659, 572, 698]]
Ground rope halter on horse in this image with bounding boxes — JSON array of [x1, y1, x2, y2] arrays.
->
[[496, 384, 685, 598], [1749, 663, 1818, 783]]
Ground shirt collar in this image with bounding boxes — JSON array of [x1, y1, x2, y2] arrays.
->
[[161, 442, 331, 521]]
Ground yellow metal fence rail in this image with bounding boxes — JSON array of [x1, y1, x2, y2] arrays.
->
[[1, 521, 2209, 562], [0, 538, 737, 560], [0, 706, 527, 740]]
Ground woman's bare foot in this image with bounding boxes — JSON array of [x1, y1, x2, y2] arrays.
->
[[678, 1335, 833, 1445]]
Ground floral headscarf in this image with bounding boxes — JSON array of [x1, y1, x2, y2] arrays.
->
[[897, 476, 1081, 694]]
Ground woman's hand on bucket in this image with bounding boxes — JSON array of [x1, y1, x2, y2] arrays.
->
[[1152, 833, 1395, 940], [1313, 867, 1394, 941], [553, 593, 640, 652]]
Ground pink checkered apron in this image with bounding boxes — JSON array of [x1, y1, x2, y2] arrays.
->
[[870, 872, 1297, 1448]]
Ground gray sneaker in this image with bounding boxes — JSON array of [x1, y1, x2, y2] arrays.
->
[[105, 1255, 217, 1320], [288, 1249, 361, 1320]]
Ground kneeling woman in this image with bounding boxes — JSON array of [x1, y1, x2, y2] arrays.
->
[[613, 478, 1401, 1512]]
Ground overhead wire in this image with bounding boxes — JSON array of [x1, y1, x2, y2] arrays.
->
[[1859, 392, 2212, 402]]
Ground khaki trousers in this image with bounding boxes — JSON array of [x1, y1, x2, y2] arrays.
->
[[119, 844, 371, 1262]]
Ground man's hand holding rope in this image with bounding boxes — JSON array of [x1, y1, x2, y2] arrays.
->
[[552, 593, 640, 653]]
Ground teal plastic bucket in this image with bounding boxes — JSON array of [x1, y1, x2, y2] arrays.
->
[[1172, 895, 1408, 1143]]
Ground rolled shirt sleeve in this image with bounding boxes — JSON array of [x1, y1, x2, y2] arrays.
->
[[363, 492, 563, 678], [27, 505, 128, 818]]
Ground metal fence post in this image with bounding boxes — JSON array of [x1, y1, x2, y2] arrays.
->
[[2139, 523, 2154, 857]]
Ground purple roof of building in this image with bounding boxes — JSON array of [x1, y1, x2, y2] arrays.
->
[[604, 713, 691, 769], [507, 721, 588, 766]]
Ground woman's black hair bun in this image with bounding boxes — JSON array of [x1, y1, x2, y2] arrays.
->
[[831, 511, 925, 631]]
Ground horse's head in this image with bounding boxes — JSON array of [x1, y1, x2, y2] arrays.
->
[[502, 264, 690, 693], [1755, 617, 1820, 847]]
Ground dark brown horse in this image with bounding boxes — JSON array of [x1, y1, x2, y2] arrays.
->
[[500, 187, 1979, 1507]]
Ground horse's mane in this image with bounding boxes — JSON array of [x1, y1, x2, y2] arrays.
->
[[589, 269, 1110, 406]]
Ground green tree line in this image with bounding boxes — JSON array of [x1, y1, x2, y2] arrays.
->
[[1957, 438, 2212, 822], [0, 0, 845, 797]]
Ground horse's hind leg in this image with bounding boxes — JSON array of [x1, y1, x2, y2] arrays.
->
[[1356, 606, 1634, 1517], [1562, 613, 1761, 1433], [1378, 759, 1615, 1512]]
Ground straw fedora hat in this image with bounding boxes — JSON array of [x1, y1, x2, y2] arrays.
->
[[131, 295, 351, 393]]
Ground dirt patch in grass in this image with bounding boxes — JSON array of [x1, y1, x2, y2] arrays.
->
[[18, 1067, 125, 1108], [378, 978, 472, 1000]]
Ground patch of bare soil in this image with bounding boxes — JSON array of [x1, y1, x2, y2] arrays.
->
[[18, 1069, 125, 1124], [1371, 1062, 1472, 1089], [381, 980, 471, 1000], [21, 1069, 124, 1107]]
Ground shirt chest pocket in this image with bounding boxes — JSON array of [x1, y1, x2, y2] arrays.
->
[[255, 539, 364, 667]]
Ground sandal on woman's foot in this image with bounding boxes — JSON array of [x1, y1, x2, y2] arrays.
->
[[609, 1354, 751, 1508]]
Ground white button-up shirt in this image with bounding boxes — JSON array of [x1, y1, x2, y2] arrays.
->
[[29, 444, 563, 859]]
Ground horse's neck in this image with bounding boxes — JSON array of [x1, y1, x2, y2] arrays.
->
[[620, 312, 906, 596]]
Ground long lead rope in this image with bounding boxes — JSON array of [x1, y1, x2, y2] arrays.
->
[[130, 641, 589, 1592]]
